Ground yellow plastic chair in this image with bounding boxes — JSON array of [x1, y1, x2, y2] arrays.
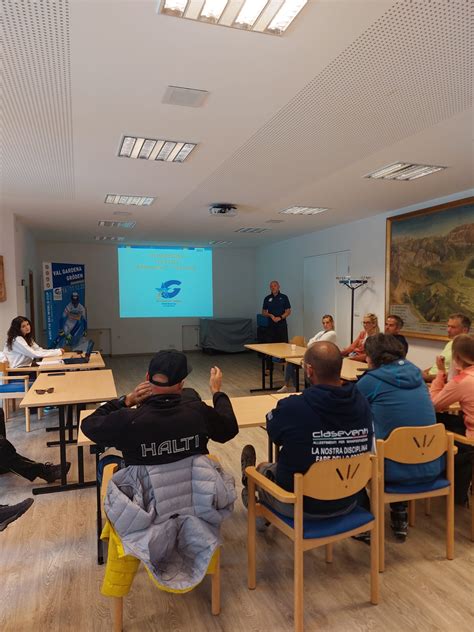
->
[[246, 453, 379, 632], [0, 361, 31, 432], [377, 424, 456, 572], [101, 462, 221, 632], [452, 432, 474, 541]]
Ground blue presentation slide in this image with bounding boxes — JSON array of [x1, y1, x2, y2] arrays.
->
[[118, 246, 213, 318]]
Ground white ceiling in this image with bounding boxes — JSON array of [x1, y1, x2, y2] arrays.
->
[[1, 0, 473, 247]]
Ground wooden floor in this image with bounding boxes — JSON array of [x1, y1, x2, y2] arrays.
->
[[1, 352, 473, 632]]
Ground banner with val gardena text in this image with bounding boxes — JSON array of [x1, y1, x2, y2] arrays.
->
[[43, 262, 87, 349]]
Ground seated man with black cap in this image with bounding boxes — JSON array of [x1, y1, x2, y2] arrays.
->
[[82, 350, 239, 464]]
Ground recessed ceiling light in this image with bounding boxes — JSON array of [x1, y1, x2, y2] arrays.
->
[[265, 219, 284, 224], [209, 240, 233, 245], [118, 136, 196, 162], [113, 210, 133, 217], [157, 0, 308, 35], [94, 235, 125, 242], [365, 162, 447, 181], [279, 206, 329, 215], [234, 227, 269, 233], [105, 194, 155, 206], [98, 220, 136, 229]]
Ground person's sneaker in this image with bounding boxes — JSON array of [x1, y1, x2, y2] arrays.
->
[[351, 531, 371, 545], [39, 461, 71, 484], [241, 445, 256, 487], [0, 498, 34, 532], [390, 508, 408, 541]]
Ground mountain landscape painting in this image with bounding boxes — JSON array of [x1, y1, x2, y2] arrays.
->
[[387, 198, 474, 340]]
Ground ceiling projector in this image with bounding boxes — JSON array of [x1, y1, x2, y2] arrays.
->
[[209, 203, 237, 217]]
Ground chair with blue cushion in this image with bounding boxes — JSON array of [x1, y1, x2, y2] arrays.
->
[[0, 361, 31, 432], [377, 424, 455, 572], [245, 453, 379, 632]]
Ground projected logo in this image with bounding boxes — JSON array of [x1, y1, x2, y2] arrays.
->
[[156, 279, 182, 299]]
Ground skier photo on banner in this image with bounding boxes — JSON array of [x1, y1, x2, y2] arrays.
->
[[56, 291, 87, 347]]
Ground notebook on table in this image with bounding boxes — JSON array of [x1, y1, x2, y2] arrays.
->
[[63, 340, 94, 365]]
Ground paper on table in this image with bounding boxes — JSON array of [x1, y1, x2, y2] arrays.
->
[[38, 359, 64, 366]]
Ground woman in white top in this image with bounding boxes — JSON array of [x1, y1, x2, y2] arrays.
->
[[278, 315, 337, 393], [3, 316, 63, 369]]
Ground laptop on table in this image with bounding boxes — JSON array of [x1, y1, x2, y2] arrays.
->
[[63, 340, 95, 365]]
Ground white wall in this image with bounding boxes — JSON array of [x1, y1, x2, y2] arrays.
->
[[256, 189, 474, 369], [0, 210, 37, 337], [36, 242, 256, 354]]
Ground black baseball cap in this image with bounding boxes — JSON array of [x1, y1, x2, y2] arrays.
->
[[148, 350, 192, 387]]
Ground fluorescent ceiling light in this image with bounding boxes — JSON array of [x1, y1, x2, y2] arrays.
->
[[138, 139, 156, 159], [158, 0, 308, 35], [174, 142, 196, 162], [105, 194, 155, 206], [94, 235, 125, 242], [279, 206, 329, 215], [209, 240, 233, 245], [234, 227, 269, 233], [156, 141, 176, 161], [234, 0, 267, 28], [98, 220, 136, 229], [130, 138, 145, 159], [266, 0, 308, 34], [365, 162, 447, 181], [161, 0, 187, 17], [119, 136, 136, 157], [118, 136, 196, 163], [200, 0, 228, 22]]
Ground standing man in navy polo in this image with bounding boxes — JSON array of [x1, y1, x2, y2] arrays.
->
[[262, 281, 292, 353]]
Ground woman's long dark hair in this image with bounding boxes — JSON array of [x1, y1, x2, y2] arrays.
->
[[6, 316, 34, 350]]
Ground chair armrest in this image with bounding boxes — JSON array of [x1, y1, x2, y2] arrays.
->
[[246, 466, 296, 504], [0, 375, 30, 381], [452, 433, 474, 446]]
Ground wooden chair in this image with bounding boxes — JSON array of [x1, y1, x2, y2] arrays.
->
[[101, 462, 221, 632], [246, 453, 379, 632], [452, 433, 474, 541], [377, 424, 455, 572], [290, 335, 305, 347], [0, 361, 31, 432]]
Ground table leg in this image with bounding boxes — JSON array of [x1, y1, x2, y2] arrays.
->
[[267, 435, 273, 462], [32, 404, 96, 495], [67, 404, 74, 442], [95, 450, 104, 565], [295, 365, 300, 392], [250, 354, 280, 393]]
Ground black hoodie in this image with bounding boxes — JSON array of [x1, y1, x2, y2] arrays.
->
[[82, 388, 238, 465], [266, 382, 373, 514]]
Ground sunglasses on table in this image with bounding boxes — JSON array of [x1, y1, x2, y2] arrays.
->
[[35, 387, 55, 394]]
